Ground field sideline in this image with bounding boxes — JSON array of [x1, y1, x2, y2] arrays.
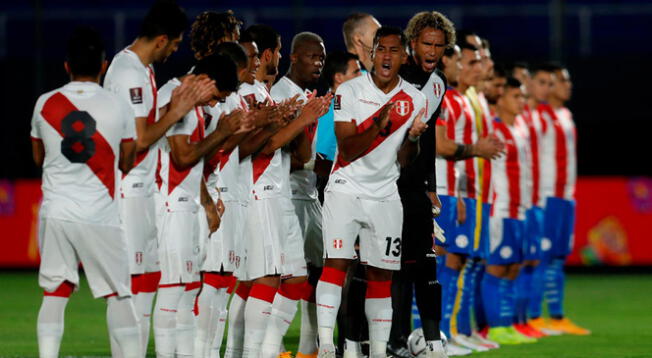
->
[[1, 272, 651, 357]]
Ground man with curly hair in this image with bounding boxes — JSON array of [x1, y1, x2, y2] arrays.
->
[[190, 10, 243, 60]]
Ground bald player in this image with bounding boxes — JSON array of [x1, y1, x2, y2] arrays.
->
[[342, 13, 381, 72]]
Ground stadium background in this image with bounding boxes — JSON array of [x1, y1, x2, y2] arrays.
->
[[1, 1, 652, 357]]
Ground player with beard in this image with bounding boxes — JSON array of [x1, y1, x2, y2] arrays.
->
[[315, 26, 428, 358], [264, 31, 332, 358], [483, 65, 507, 116], [342, 13, 381, 72], [385, 11, 455, 358]]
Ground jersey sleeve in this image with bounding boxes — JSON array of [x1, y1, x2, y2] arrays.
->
[[157, 80, 177, 110], [167, 110, 197, 137], [422, 73, 446, 123], [270, 83, 288, 103], [30, 95, 45, 140], [119, 97, 137, 142], [107, 67, 150, 118], [333, 84, 355, 123], [315, 103, 337, 161]]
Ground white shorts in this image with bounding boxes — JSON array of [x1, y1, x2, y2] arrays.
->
[[158, 210, 201, 285], [196, 205, 209, 269], [292, 198, 324, 267], [233, 202, 250, 281], [244, 197, 284, 280], [282, 198, 308, 278], [120, 195, 159, 275], [202, 200, 242, 273], [322, 191, 403, 271], [38, 217, 131, 298]]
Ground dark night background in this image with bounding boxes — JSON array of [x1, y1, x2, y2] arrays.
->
[[1, 0, 651, 179]]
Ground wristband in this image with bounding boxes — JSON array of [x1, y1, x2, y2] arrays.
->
[[454, 143, 465, 158]]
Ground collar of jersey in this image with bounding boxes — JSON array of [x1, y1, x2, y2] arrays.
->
[[365, 72, 403, 98]]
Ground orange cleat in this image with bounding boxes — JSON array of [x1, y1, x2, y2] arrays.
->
[[295, 352, 317, 358], [547, 318, 591, 335], [278, 352, 295, 358]]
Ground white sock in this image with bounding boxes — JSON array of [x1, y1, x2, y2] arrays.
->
[[343, 339, 362, 358], [135, 291, 156, 354], [107, 295, 142, 358], [176, 286, 199, 357], [365, 280, 392, 357], [209, 306, 228, 358], [153, 285, 184, 357], [195, 284, 217, 358], [37, 296, 69, 358], [316, 267, 346, 348], [224, 287, 249, 358], [261, 283, 302, 358], [298, 300, 318, 355], [242, 283, 277, 358]]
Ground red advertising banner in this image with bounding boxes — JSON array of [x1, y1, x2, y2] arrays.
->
[[1, 177, 651, 267]]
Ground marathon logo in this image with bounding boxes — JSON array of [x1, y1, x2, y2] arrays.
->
[[334, 179, 347, 184], [129, 87, 143, 104], [218, 187, 228, 193], [132, 182, 144, 188], [334, 94, 342, 110], [178, 197, 189, 202], [264, 185, 274, 191]]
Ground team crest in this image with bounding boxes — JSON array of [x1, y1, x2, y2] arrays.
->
[[229, 250, 236, 263], [333, 239, 343, 249], [135, 252, 143, 265], [433, 83, 442, 98], [186, 260, 193, 273], [394, 100, 411, 116], [334, 94, 342, 110]]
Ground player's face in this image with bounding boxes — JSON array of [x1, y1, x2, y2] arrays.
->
[[359, 17, 381, 53], [442, 46, 462, 85], [499, 86, 526, 116], [372, 35, 407, 83], [512, 67, 530, 87], [530, 71, 554, 103], [466, 34, 482, 49], [458, 48, 482, 87], [342, 59, 363, 82], [293, 41, 326, 85], [157, 34, 183, 63], [479, 48, 494, 80], [485, 75, 507, 105], [411, 27, 446, 73], [241, 41, 260, 85], [267, 37, 282, 76], [553, 69, 572, 102]]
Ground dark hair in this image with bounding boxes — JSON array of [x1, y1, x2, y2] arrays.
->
[[215, 42, 248, 69], [458, 41, 479, 52], [481, 38, 490, 50], [322, 51, 358, 88], [190, 10, 242, 60], [372, 26, 407, 49], [456, 29, 477, 46], [529, 62, 557, 76], [242, 24, 280, 55], [193, 54, 238, 92], [404, 11, 456, 49], [66, 26, 105, 77], [493, 64, 507, 79], [437, 44, 459, 71], [504, 61, 529, 77], [139, 0, 188, 40], [505, 77, 522, 90]]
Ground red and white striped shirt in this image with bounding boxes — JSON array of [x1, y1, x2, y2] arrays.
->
[[491, 117, 530, 219], [434, 87, 462, 196], [520, 104, 547, 207], [545, 106, 577, 200], [455, 93, 479, 199]]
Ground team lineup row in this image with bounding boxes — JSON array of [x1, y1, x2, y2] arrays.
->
[[29, 1, 588, 358]]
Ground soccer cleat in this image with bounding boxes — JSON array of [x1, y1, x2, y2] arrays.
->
[[547, 318, 591, 335], [487, 327, 524, 345], [514, 323, 545, 338], [477, 326, 489, 339], [470, 331, 500, 349], [450, 335, 489, 352], [296, 352, 318, 358], [426, 340, 448, 358], [317, 344, 337, 358], [278, 352, 294, 358], [387, 342, 411, 358], [445, 342, 472, 356], [528, 317, 563, 336], [508, 326, 537, 344]]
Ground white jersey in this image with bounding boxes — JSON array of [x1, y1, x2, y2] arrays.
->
[[491, 117, 530, 219], [246, 81, 285, 200], [160, 103, 206, 211], [104, 48, 158, 197], [328, 73, 427, 200], [552, 106, 577, 200], [204, 92, 248, 202], [30, 81, 135, 226], [270, 76, 317, 200]]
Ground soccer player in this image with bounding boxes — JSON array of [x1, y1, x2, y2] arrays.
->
[[388, 11, 455, 358], [238, 26, 329, 358], [102, 2, 193, 352], [482, 77, 536, 345], [342, 13, 381, 71], [483, 65, 507, 115], [434, 43, 501, 356], [33, 26, 140, 358], [531, 65, 589, 335], [153, 54, 245, 358], [315, 26, 428, 358], [264, 31, 332, 358]]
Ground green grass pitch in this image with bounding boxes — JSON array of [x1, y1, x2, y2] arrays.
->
[[1, 272, 651, 357]]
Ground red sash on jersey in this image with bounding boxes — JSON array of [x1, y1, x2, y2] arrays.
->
[[168, 107, 205, 195], [41, 92, 117, 198], [331, 90, 415, 173]]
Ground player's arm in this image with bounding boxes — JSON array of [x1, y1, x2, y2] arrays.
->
[[31, 139, 45, 168], [260, 96, 329, 155], [398, 108, 427, 167], [200, 178, 220, 233], [436, 125, 502, 160], [135, 76, 215, 152], [335, 101, 395, 162], [237, 103, 289, 160], [119, 140, 137, 174], [168, 110, 243, 170]]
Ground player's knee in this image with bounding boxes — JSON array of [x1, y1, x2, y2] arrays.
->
[[323, 258, 350, 273], [366, 266, 392, 282], [44, 281, 75, 298]]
